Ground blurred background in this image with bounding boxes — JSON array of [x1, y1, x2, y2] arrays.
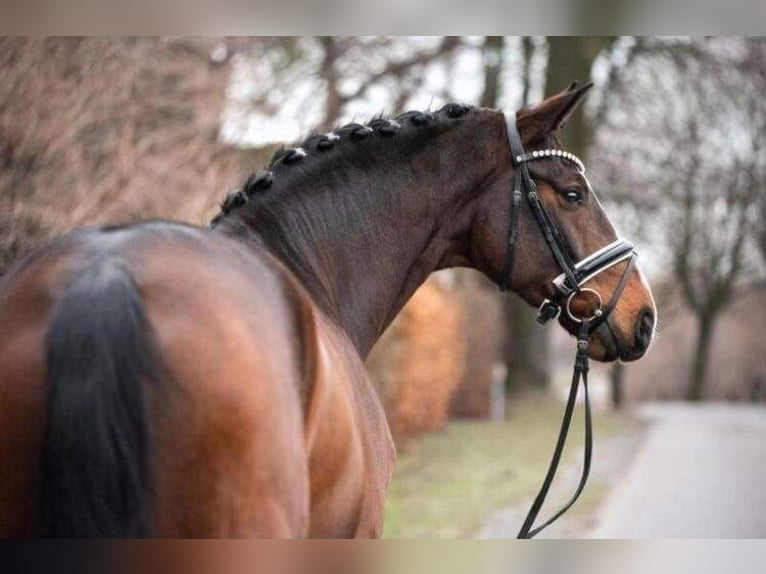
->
[[1, 36, 764, 538]]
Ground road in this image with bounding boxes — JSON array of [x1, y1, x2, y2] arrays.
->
[[591, 403, 766, 538]]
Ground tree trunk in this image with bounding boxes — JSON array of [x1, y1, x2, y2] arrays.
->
[[504, 300, 551, 391], [610, 362, 625, 409], [318, 37, 342, 130], [544, 37, 612, 157], [686, 312, 717, 401], [503, 38, 606, 393], [485, 35, 550, 392], [480, 36, 504, 108]]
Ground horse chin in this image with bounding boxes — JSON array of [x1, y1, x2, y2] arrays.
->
[[589, 323, 620, 363], [556, 314, 620, 363]]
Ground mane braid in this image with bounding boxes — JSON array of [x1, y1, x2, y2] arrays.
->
[[208, 102, 474, 228]]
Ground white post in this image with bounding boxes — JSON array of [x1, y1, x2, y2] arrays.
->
[[490, 362, 508, 422]]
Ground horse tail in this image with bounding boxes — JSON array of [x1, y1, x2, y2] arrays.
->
[[41, 255, 160, 537]]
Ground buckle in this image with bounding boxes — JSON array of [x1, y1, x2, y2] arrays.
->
[[536, 299, 561, 324]]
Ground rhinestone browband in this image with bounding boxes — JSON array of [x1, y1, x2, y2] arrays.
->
[[514, 149, 585, 174]]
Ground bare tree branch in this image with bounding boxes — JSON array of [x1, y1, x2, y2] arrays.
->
[[337, 37, 461, 107]]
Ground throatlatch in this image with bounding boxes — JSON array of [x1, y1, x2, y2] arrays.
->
[[501, 112, 638, 539]]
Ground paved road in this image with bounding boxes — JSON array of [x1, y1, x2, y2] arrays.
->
[[591, 403, 766, 538]]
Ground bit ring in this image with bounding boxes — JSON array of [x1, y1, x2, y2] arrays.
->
[[566, 287, 603, 323]]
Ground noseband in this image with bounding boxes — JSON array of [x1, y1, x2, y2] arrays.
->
[[501, 113, 638, 539]]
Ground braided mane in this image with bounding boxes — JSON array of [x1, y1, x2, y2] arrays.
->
[[209, 102, 473, 227]]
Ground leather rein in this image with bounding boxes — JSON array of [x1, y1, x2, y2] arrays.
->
[[501, 113, 637, 539]]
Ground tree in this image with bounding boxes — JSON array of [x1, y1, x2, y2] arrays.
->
[[227, 37, 464, 141], [503, 37, 617, 393], [317, 36, 461, 130], [544, 37, 615, 156], [0, 37, 262, 275], [592, 38, 765, 401]]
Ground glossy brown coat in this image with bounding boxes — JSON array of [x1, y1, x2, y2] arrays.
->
[[0, 87, 655, 537]]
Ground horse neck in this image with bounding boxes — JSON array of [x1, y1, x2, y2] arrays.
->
[[218, 110, 508, 357]]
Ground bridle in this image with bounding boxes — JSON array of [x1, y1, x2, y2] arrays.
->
[[501, 112, 638, 539], [500, 112, 636, 326]]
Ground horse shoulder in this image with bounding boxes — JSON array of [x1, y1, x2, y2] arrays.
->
[[299, 312, 395, 538]]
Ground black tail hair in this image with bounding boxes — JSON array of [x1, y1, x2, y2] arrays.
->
[[41, 256, 160, 537]]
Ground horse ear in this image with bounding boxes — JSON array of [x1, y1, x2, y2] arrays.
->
[[518, 82, 594, 143]]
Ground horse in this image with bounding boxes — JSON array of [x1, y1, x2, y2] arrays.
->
[[0, 83, 656, 538]]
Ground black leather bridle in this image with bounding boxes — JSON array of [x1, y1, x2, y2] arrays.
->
[[502, 113, 638, 539]]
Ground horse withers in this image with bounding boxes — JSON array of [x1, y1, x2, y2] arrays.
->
[[0, 83, 656, 537]]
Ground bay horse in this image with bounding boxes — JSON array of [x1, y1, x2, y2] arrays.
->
[[0, 83, 656, 538]]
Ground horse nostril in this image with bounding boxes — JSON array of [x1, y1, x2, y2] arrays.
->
[[634, 308, 655, 352]]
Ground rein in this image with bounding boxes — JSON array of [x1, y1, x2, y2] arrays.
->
[[501, 113, 637, 539]]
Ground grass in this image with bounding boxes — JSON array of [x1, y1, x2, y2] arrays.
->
[[382, 391, 629, 538]]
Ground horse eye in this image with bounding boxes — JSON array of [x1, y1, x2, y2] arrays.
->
[[563, 188, 583, 203]]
